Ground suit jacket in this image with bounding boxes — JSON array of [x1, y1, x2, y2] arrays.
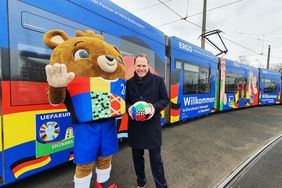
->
[[126, 71, 169, 149]]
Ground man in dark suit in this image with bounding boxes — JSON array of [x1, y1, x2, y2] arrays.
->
[[126, 53, 169, 188]]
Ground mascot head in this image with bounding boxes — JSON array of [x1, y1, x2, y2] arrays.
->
[[43, 29, 125, 80]]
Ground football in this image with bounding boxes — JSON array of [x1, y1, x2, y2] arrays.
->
[[131, 101, 153, 121]]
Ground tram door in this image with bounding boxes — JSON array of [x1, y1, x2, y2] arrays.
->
[[281, 74, 282, 104], [0, 114, 3, 183], [0, 0, 6, 183]]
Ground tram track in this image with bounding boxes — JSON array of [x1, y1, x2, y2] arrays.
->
[[217, 133, 282, 188]]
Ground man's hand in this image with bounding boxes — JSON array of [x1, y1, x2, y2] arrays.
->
[[128, 105, 133, 119], [147, 103, 155, 120], [45, 63, 75, 88]]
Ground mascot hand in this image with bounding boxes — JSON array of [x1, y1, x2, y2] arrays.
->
[[45, 63, 75, 88]]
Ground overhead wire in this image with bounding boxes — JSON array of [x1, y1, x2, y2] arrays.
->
[[156, 18, 183, 27], [221, 36, 262, 55], [225, 33, 263, 41], [156, 0, 244, 27], [158, 0, 183, 18], [187, 0, 243, 18], [114, 0, 282, 65], [156, 0, 195, 28], [131, 0, 173, 12], [226, 35, 282, 45], [133, 0, 281, 62], [157, 0, 202, 28], [225, 32, 282, 36], [156, 0, 272, 58]]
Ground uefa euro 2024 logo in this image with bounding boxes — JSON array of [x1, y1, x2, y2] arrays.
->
[[39, 121, 60, 141]]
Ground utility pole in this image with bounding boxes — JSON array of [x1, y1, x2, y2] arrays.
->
[[266, 45, 271, 69], [201, 0, 207, 49]]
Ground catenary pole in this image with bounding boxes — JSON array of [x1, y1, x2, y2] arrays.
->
[[201, 0, 207, 49], [267, 45, 271, 69]]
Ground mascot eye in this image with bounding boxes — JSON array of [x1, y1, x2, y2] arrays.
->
[[74, 49, 90, 60], [118, 56, 124, 65]]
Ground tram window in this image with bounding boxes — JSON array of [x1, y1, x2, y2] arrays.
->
[[9, 48, 49, 82], [9, 50, 50, 106], [183, 63, 199, 94], [243, 77, 248, 97], [9, 9, 102, 106], [264, 79, 271, 93], [198, 67, 211, 94], [120, 40, 155, 68], [103, 32, 156, 79], [103, 33, 155, 66], [225, 72, 237, 92], [264, 79, 277, 93], [270, 81, 276, 93], [237, 75, 248, 97], [18, 55, 48, 82], [175, 61, 182, 70]]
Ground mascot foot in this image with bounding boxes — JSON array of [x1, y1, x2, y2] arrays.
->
[[95, 180, 118, 188]]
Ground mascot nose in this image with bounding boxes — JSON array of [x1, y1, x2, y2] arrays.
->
[[105, 55, 114, 61]]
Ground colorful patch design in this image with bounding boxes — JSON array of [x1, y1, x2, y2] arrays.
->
[[110, 94, 124, 116], [91, 92, 111, 119]]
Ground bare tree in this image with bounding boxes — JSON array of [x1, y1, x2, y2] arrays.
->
[[270, 63, 282, 73], [253, 59, 265, 68], [237, 56, 250, 65]]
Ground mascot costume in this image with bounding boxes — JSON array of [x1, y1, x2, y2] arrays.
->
[[43, 30, 126, 188]]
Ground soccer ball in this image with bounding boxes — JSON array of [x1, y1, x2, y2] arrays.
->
[[131, 101, 152, 121]]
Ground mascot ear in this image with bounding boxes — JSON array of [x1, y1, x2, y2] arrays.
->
[[112, 45, 121, 54], [76, 30, 88, 37], [76, 30, 104, 40], [43, 30, 69, 49]]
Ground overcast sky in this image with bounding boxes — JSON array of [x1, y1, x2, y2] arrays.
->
[[110, 0, 282, 68]]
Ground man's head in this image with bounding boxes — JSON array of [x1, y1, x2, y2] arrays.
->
[[134, 53, 149, 78]]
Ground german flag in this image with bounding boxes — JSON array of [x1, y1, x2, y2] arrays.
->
[[69, 152, 74, 161], [170, 102, 181, 123], [170, 82, 181, 123], [10, 155, 51, 178]]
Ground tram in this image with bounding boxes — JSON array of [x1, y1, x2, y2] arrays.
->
[[0, 0, 281, 186]]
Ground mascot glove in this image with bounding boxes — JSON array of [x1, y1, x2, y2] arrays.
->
[[45, 63, 75, 88]]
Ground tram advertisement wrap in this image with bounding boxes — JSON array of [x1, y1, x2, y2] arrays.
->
[[181, 96, 215, 119], [36, 112, 73, 158]]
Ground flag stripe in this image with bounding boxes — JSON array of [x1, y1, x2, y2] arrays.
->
[[13, 156, 51, 178]]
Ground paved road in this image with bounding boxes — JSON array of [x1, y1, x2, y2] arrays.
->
[[4, 105, 282, 188], [231, 138, 282, 188]]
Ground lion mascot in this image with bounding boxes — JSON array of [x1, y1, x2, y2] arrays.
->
[[43, 30, 126, 188]]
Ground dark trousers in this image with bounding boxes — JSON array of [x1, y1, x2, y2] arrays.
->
[[132, 147, 168, 188]]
